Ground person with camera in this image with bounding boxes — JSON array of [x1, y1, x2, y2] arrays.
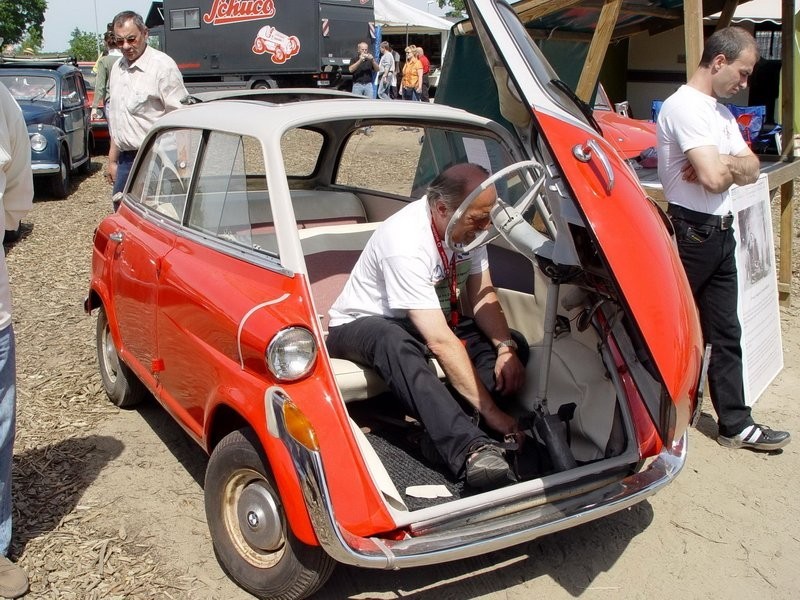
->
[[349, 41, 378, 99]]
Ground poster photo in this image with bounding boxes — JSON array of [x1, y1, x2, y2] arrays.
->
[[732, 174, 783, 405]]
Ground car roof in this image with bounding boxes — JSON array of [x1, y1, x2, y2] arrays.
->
[[0, 56, 80, 76], [157, 97, 507, 140]]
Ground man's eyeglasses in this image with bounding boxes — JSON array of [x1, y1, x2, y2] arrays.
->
[[114, 35, 140, 45]]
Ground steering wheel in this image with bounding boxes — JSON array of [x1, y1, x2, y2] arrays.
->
[[444, 160, 545, 253]]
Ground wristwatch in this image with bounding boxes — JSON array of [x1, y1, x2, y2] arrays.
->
[[495, 339, 518, 351]]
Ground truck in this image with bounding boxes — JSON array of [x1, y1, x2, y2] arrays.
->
[[144, 0, 375, 89]]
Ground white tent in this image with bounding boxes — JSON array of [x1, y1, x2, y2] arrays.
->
[[373, 0, 454, 34], [708, 0, 782, 24]]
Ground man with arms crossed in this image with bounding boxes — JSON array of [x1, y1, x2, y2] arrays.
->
[[657, 26, 789, 451], [327, 163, 526, 490]]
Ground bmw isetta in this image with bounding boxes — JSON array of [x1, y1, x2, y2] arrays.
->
[[86, 1, 703, 598]]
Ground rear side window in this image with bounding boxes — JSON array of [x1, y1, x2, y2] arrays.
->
[[281, 128, 323, 178], [128, 128, 202, 221], [186, 132, 277, 255]]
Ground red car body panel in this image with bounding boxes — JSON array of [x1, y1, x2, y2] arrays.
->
[[595, 110, 656, 160], [535, 112, 700, 439]]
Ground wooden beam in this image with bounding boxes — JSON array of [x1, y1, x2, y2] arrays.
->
[[778, 0, 795, 305], [576, 0, 623, 101], [513, 0, 583, 22], [714, 0, 739, 30], [581, 0, 682, 20], [683, 0, 704, 78]]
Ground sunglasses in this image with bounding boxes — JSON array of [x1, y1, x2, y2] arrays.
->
[[114, 34, 140, 45]]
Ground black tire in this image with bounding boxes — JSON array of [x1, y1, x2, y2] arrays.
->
[[205, 429, 335, 600], [96, 307, 147, 408], [50, 146, 71, 198]]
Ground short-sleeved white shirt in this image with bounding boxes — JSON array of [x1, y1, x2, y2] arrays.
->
[[329, 198, 489, 327], [656, 84, 748, 215]]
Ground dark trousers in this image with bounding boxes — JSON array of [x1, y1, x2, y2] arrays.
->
[[327, 316, 527, 476], [669, 212, 753, 436]]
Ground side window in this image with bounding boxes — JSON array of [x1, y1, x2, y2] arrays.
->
[[281, 128, 323, 178], [61, 75, 80, 107], [336, 125, 423, 196], [128, 128, 202, 221], [187, 132, 276, 255]]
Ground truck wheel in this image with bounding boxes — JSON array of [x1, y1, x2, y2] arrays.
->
[[205, 428, 336, 600], [96, 307, 147, 408], [50, 146, 71, 198], [252, 79, 278, 89]]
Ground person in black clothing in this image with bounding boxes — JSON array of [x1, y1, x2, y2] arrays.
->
[[349, 41, 378, 99]]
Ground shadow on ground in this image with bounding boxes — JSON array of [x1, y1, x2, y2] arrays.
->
[[11, 435, 124, 556], [323, 499, 654, 599]]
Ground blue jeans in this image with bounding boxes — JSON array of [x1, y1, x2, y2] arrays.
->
[[112, 150, 137, 208], [351, 82, 374, 98], [0, 325, 16, 556]]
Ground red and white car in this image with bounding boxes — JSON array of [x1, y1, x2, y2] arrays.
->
[[86, 1, 703, 598]]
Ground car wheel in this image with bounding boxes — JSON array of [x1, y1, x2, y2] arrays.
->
[[50, 146, 71, 198], [96, 307, 147, 408], [205, 429, 335, 600]]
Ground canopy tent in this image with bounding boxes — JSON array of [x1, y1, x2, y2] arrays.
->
[[373, 0, 454, 34], [708, 0, 782, 24]]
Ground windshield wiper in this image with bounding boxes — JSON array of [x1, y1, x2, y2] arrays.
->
[[550, 79, 602, 136], [30, 83, 56, 102]]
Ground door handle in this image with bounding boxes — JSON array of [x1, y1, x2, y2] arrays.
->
[[572, 139, 615, 194], [109, 231, 124, 243]]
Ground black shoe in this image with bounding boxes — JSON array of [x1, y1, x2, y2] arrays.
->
[[464, 444, 517, 489], [717, 424, 791, 451]]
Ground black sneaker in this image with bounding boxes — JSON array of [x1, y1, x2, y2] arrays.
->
[[464, 444, 517, 489], [717, 424, 791, 451]]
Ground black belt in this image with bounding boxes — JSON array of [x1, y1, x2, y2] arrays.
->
[[667, 204, 734, 230]]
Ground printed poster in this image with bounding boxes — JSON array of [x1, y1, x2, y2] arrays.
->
[[732, 174, 783, 405]]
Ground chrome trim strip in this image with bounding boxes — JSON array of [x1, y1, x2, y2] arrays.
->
[[269, 390, 687, 570]]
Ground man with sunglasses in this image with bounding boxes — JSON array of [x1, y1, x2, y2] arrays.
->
[[105, 11, 188, 208]]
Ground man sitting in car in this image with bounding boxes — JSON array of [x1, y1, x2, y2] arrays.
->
[[326, 163, 527, 490]]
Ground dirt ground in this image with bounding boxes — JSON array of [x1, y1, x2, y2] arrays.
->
[[5, 156, 799, 599]]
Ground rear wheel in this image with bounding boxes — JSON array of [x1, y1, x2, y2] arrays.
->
[[205, 429, 335, 600], [50, 146, 71, 198], [96, 307, 147, 408]]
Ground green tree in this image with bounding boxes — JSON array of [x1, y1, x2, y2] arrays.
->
[[68, 28, 101, 61], [0, 0, 47, 47], [15, 28, 43, 55], [437, 0, 465, 18]]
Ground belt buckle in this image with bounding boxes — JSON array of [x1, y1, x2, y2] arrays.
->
[[721, 213, 734, 230]]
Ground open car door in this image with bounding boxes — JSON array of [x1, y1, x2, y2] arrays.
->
[[459, 0, 702, 445]]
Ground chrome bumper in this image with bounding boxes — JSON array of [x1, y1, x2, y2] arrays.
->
[[270, 390, 687, 570], [31, 163, 60, 175]]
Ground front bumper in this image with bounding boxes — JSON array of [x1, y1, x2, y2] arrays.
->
[[269, 389, 687, 570], [31, 162, 61, 175]]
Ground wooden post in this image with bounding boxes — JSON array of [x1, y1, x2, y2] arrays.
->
[[683, 0, 704, 78], [714, 0, 739, 31], [778, 0, 795, 306], [576, 0, 623, 101]]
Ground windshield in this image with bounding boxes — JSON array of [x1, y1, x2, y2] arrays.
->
[[494, 2, 587, 125], [0, 75, 58, 103]]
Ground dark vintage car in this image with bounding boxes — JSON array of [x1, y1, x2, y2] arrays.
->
[[85, 1, 704, 598], [78, 61, 110, 146], [0, 56, 92, 198]]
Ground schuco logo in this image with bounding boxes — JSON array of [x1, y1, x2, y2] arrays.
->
[[203, 0, 276, 25]]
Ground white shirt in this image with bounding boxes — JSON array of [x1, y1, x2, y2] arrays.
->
[[108, 45, 188, 151], [656, 84, 748, 215], [329, 199, 488, 327], [0, 85, 34, 330]]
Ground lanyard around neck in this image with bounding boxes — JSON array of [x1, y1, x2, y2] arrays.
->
[[430, 217, 459, 328]]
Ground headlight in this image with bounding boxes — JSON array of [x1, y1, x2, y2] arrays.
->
[[266, 327, 317, 381], [29, 133, 47, 152]]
